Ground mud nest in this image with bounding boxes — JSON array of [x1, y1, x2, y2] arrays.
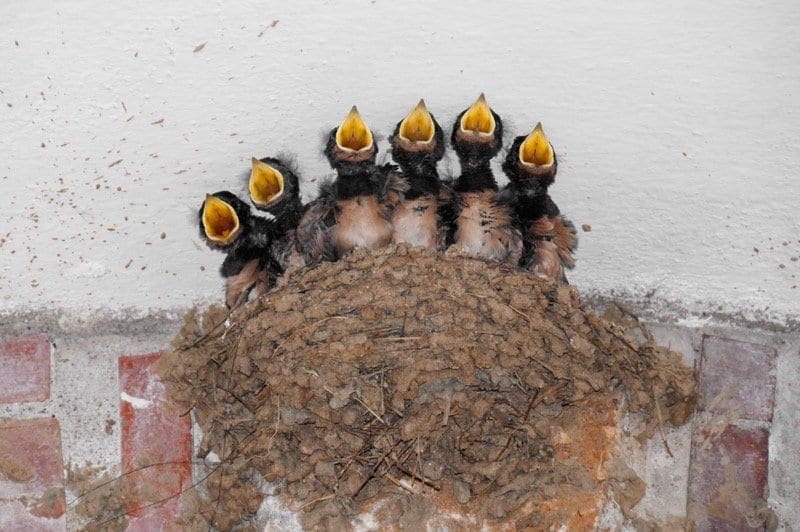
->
[[157, 245, 696, 530]]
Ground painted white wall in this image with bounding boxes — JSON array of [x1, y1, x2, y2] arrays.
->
[[2, 0, 799, 325]]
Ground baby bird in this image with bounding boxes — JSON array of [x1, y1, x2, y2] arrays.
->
[[501, 123, 577, 283], [449, 94, 522, 266], [295, 106, 407, 264], [199, 191, 286, 308], [248, 156, 304, 234], [389, 99, 448, 251]]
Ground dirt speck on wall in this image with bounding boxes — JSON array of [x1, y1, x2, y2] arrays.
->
[[156, 245, 696, 529]]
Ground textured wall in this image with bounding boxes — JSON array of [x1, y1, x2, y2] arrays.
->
[[2, 0, 799, 325]]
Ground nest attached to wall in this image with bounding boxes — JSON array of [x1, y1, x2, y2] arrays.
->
[[156, 245, 696, 530]]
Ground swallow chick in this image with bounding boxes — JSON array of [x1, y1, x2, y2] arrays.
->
[[295, 106, 407, 264], [199, 191, 286, 308], [389, 99, 450, 251], [449, 94, 522, 266], [501, 122, 577, 283], [248, 156, 304, 234], [248, 156, 306, 273]]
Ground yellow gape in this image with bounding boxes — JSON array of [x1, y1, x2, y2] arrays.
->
[[460, 93, 496, 136], [399, 99, 435, 144], [202, 194, 240, 244], [335, 106, 374, 152], [519, 122, 554, 167], [249, 158, 285, 208]]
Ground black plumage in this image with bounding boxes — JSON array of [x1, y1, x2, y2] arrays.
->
[[248, 156, 304, 234], [389, 99, 450, 251], [448, 94, 522, 265], [295, 106, 407, 264], [199, 191, 291, 308], [501, 123, 577, 283]]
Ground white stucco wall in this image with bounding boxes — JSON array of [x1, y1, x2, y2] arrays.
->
[[2, 0, 799, 326]]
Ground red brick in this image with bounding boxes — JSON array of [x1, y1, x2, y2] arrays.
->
[[688, 424, 769, 531], [699, 335, 776, 422], [119, 352, 192, 531], [0, 417, 66, 531], [0, 334, 51, 404]]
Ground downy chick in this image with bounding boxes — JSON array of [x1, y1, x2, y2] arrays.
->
[[389, 99, 449, 251], [449, 94, 522, 266], [295, 106, 407, 264], [502, 122, 577, 283]]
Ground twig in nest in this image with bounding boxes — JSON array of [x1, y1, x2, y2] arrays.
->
[[651, 384, 674, 458], [299, 494, 335, 510], [384, 472, 420, 494], [337, 417, 401, 488], [442, 393, 452, 427], [360, 365, 399, 379], [394, 464, 440, 492], [388, 440, 440, 493], [389, 440, 416, 470], [266, 397, 281, 455], [512, 372, 530, 395], [605, 325, 640, 353], [464, 291, 489, 299], [211, 427, 233, 523], [94, 463, 223, 527], [351, 438, 401, 499], [524, 381, 568, 422], [177, 313, 231, 351], [220, 317, 235, 341], [493, 381, 568, 462], [67, 460, 205, 507], [214, 385, 255, 414], [415, 436, 423, 492], [273, 315, 356, 356], [529, 355, 558, 377], [353, 395, 386, 426], [612, 301, 655, 344], [383, 344, 429, 354], [207, 345, 233, 366], [506, 303, 533, 331], [91, 413, 239, 527], [236, 427, 262, 455], [379, 368, 385, 416], [355, 325, 402, 338], [478, 475, 499, 497], [378, 336, 424, 342]]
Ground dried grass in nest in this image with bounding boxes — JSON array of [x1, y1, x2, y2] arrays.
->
[[156, 245, 697, 529]]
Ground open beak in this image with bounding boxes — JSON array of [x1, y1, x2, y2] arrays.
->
[[459, 93, 496, 137], [399, 99, 435, 144], [249, 158, 285, 208], [519, 122, 554, 167], [201, 194, 241, 245], [335, 106, 374, 152]]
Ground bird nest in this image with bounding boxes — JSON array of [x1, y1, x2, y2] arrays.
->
[[156, 245, 696, 530]]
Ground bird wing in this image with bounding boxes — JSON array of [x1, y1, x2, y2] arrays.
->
[[223, 258, 269, 309], [508, 189, 577, 276], [528, 213, 576, 283], [553, 214, 578, 269], [531, 240, 567, 284], [374, 163, 409, 211], [295, 180, 338, 265]]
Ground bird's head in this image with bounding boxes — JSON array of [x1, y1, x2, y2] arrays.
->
[[325, 106, 377, 171], [502, 122, 558, 192], [199, 191, 250, 247], [451, 93, 504, 167], [390, 99, 445, 172], [248, 156, 300, 215]]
